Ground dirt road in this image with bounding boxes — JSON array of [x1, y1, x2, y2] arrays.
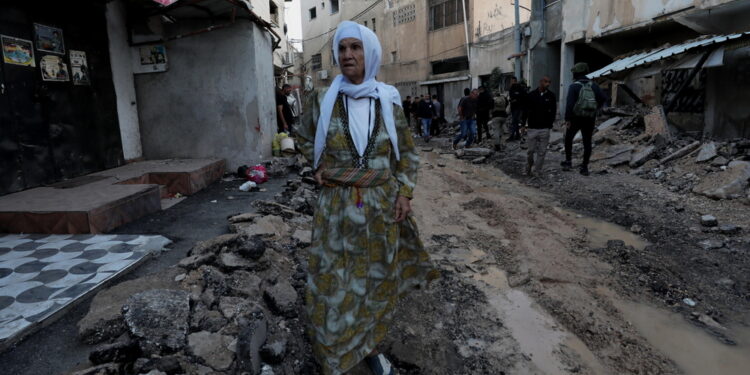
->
[[370, 144, 750, 375]]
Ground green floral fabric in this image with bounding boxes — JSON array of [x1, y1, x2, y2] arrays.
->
[[295, 88, 438, 374]]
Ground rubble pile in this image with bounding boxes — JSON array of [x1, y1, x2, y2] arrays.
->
[[73, 173, 322, 375], [568, 105, 750, 201]]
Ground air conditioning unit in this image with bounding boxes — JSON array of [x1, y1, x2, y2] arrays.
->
[[317, 70, 329, 80], [282, 52, 294, 65]]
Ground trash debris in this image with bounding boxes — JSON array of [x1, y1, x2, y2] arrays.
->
[[239, 181, 258, 192], [682, 298, 697, 307]]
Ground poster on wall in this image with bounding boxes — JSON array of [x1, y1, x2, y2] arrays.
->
[[134, 44, 168, 74], [69, 50, 90, 85], [1, 35, 35, 67], [34, 23, 65, 54], [40, 55, 69, 81]]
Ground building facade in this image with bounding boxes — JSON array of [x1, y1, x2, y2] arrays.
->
[[301, 0, 529, 121], [0, 0, 284, 196], [529, 0, 750, 137]]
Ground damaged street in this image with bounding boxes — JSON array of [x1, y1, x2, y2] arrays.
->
[[3, 136, 749, 374]]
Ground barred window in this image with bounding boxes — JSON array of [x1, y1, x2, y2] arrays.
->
[[393, 3, 416, 27], [311, 54, 322, 70], [429, 0, 467, 31]]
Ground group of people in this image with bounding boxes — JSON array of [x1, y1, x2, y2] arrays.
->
[[401, 94, 443, 142], [501, 63, 606, 177]]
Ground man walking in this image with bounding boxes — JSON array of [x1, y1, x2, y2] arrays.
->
[[431, 94, 442, 136], [453, 89, 479, 149], [507, 77, 527, 141], [402, 96, 413, 129], [524, 76, 556, 176], [477, 86, 493, 142], [276, 84, 295, 134], [417, 94, 436, 142], [562, 62, 607, 176]]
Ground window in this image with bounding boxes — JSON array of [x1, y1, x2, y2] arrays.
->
[[391, 51, 397, 63], [364, 20, 368, 27], [270, 1, 279, 25], [393, 4, 416, 27], [311, 54, 322, 70], [309, 7, 317, 19], [429, 0, 467, 31], [431, 56, 469, 75], [330, 0, 339, 14], [372, 18, 376, 32]]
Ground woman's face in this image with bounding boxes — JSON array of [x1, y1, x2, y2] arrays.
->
[[338, 37, 365, 84]]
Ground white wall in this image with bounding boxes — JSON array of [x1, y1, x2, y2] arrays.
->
[[106, 0, 142, 161]]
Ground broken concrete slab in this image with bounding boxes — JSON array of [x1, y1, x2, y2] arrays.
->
[[89, 336, 141, 365], [78, 270, 182, 344], [189, 233, 242, 256], [693, 161, 750, 200], [660, 141, 701, 164], [630, 146, 658, 168], [458, 148, 493, 158], [591, 144, 634, 162], [597, 117, 622, 131], [471, 156, 487, 164], [187, 331, 235, 371], [235, 317, 268, 375], [644, 105, 672, 141], [292, 229, 312, 246], [228, 212, 262, 224], [607, 151, 633, 167], [711, 156, 729, 167], [122, 289, 190, 355], [696, 142, 718, 163], [548, 131, 564, 146], [236, 215, 290, 238], [263, 280, 298, 318], [226, 270, 262, 298]]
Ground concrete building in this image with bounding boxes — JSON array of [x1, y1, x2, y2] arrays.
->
[[0, 0, 284, 196], [527, 0, 750, 138], [301, 0, 529, 121]]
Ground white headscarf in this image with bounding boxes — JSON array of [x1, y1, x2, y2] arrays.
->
[[313, 21, 402, 169]]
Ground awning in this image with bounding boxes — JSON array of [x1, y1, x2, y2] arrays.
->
[[588, 32, 749, 79], [419, 75, 471, 86]]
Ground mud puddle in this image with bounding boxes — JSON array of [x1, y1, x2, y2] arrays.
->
[[470, 264, 604, 374], [553, 207, 650, 250], [612, 296, 750, 375]]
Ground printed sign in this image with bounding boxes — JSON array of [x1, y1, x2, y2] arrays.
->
[[134, 44, 168, 74], [40, 55, 69, 81], [70, 50, 90, 85], [1, 35, 35, 67], [34, 23, 65, 54]]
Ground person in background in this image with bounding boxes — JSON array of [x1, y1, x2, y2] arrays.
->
[[431, 94, 442, 136], [524, 76, 556, 177], [417, 94, 436, 142], [287, 88, 300, 128], [507, 77, 526, 142], [402, 96, 413, 130], [276, 84, 294, 134], [562, 62, 607, 176], [453, 89, 479, 150], [476, 86, 493, 142]]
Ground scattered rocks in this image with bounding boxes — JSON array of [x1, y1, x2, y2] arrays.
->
[[660, 141, 701, 164], [471, 156, 487, 164], [698, 239, 725, 250], [292, 229, 312, 246], [710, 156, 729, 167], [122, 289, 190, 355], [700, 215, 718, 227], [718, 224, 741, 235]]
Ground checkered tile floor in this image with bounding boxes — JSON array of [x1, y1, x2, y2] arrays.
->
[[0, 234, 171, 344]]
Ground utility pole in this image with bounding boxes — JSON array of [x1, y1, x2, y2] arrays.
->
[[514, 0, 522, 80], [461, 0, 470, 59]]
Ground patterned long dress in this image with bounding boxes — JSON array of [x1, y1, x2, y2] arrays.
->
[[296, 88, 438, 374]]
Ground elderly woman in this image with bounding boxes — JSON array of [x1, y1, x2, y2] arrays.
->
[[295, 21, 437, 375]]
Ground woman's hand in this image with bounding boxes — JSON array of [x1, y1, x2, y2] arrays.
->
[[314, 167, 326, 186], [394, 196, 412, 222]]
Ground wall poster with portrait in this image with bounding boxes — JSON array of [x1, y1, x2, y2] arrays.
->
[[34, 23, 65, 54]]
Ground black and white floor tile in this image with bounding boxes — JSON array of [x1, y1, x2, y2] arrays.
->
[[0, 234, 171, 344]]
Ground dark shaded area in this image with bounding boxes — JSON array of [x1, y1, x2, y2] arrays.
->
[[0, 0, 124, 196]]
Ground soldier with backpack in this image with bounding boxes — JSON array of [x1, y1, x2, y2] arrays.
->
[[562, 62, 607, 176]]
